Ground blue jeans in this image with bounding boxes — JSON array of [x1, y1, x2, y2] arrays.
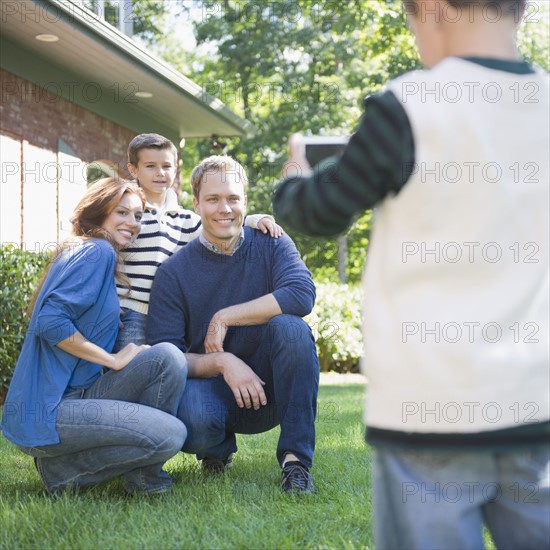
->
[[178, 315, 319, 467], [373, 445, 550, 550], [112, 307, 147, 352], [19, 343, 188, 495]]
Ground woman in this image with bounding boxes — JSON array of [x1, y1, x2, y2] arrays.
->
[[1, 178, 187, 495]]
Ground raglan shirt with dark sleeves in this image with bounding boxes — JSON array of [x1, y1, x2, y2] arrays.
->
[[273, 89, 415, 237], [273, 57, 550, 449], [273, 57, 539, 237]]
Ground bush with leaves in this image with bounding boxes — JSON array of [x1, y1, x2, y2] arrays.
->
[[0, 246, 48, 399], [307, 282, 363, 373]]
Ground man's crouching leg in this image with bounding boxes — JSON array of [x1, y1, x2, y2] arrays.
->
[[177, 377, 237, 471], [258, 314, 320, 492]]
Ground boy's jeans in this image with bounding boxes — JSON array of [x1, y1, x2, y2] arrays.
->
[[178, 315, 320, 468], [19, 343, 188, 494], [112, 307, 147, 352], [373, 445, 550, 550]]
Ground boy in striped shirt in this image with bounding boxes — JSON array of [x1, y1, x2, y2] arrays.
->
[[115, 133, 281, 351]]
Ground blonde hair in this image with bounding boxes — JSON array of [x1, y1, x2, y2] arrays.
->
[[190, 155, 248, 199]]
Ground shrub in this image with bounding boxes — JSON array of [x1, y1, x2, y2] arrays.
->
[[307, 282, 363, 373], [0, 248, 364, 399], [0, 246, 48, 400]]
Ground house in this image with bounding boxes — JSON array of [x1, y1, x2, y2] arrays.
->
[[0, 0, 253, 251]]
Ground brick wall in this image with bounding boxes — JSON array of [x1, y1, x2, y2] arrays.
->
[[0, 68, 135, 173], [0, 69, 138, 248]]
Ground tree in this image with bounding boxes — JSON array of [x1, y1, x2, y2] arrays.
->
[[144, 0, 549, 283], [82, 0, 172, 40], [180, 0, 419, 282], [517, 0, 550, 71]]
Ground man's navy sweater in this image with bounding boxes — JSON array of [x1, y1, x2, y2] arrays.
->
[[147, 227, 316, 360]]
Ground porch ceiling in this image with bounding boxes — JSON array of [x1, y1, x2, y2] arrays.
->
[[1, 0, 254, 139]]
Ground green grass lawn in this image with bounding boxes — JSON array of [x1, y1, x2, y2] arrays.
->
[[0, 384, 373, 550]]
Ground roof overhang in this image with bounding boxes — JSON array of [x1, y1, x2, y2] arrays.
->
[[0, 0, 255, 142]]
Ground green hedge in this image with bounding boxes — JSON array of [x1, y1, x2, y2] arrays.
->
[[0, 246, 49, 397], [306, 282, 363, 373], [0, 248, 364, 399]]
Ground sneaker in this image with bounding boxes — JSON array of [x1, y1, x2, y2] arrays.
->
[[201, 453, 235, 474], [281, 461, 315, 493]]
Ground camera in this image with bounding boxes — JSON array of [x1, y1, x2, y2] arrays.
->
[[301, 135, 349, 167]]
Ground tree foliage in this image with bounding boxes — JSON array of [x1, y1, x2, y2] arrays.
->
[[147, 0, 548, 282], [0, 247, 49, 397], [167, 0, 419, 282], [517, 1, 550, 71]]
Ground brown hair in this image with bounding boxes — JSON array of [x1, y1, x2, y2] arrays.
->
[[190, 155, 248, 199], [29, 178, 145, 314], [127, 133, 178, 166]]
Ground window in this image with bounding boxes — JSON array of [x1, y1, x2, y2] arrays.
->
[[86, 159, 127, 186], [80, 1, 133, 35]]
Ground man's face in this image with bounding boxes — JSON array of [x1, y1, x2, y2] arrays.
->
[[193, 167, 247, 254]]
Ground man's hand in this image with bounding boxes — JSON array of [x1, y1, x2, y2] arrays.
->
[[220, 353, 267, 410], [257, 216, 283, 238], [203, 296, 283, 354], [204, 314, 228, 353]]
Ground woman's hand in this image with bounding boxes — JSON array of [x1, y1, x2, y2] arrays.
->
[[56, 331, 149, 371], [109, 343, 150, 371]]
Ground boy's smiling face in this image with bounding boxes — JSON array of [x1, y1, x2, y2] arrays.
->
[[128, 148, 177, 201]]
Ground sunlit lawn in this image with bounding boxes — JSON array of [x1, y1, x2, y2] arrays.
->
[[0, 383, 373, 550]]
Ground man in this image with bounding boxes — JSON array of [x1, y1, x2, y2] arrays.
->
[[147, 155, 319, 493]]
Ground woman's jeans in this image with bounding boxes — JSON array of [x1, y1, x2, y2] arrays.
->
[[112, 307, 147, 352], [178, 315, 319, 468], [19, 343, 188, 495]]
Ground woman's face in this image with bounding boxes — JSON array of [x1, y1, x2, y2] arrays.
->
[[101, 192, 143, 248]]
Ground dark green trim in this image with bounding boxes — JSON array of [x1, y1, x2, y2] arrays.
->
[[460, 56, 536, 74], [366, 421, 550, 451]]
